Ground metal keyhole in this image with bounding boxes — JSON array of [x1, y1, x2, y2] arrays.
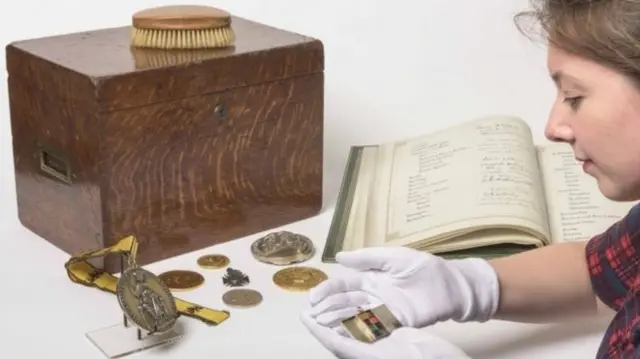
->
[[214, 104, 227, 120]]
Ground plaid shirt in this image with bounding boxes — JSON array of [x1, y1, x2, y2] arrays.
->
[[586, 203, 640, 359]]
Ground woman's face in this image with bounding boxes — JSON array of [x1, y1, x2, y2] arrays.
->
[[545, 45, 640, 201]]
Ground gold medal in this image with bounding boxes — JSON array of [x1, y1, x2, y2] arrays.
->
[[116, 267, 179, 334], [222, 288, 263, 308], [158, 270, 204, 291], [197, 254, 230, 269], [272, 266, 328, 292]]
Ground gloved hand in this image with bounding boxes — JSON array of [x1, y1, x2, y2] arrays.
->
[[309, 247, 500, 328], [300, 311, 471, 359]]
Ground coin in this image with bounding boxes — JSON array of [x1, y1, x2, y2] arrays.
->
[[197, 254, 230, 269], [116, 267, 178, 334], [222, 288, 263, 308], [272, 266, 328, 292], [158, 270, 204, 291], [251, 231, 315, 265]]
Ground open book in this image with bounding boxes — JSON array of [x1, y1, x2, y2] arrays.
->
[[322, 115, 638, 262]]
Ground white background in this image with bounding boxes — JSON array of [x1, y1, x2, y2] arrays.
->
[[0, 0, 609, 358]]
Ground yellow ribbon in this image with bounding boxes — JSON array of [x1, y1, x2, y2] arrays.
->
[[64, 235, 230, 326]]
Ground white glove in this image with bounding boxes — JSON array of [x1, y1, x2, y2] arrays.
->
[[300, 311, 471, 359], [309, 247, 500, 328]]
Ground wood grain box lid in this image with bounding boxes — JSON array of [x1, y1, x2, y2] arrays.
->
[[5, 16, 324, 112]]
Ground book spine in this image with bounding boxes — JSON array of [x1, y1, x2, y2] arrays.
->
[[321, 146, 365, 262]]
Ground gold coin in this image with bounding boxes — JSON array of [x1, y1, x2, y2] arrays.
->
[[197, 254, 230, 269], [222, 288, 263, 308], [116, 267, 178, 334], [272, 266, 328, 292], [158, 270, 204, 291]]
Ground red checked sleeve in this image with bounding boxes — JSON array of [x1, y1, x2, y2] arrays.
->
[[585, 204, 640, 311]]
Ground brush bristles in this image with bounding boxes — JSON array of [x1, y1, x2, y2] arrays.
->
[[130, 47, 235, 69], [130, 26, 235, 49]]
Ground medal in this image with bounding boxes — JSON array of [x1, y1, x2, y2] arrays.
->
[[250, 230, 315, 265], [116, 249, 179, 336], [222, 288, 263, 309], [70, 236, 230, 358], [272, 266, 327, 292], [197, 254, 230, 269], [158, 270, 205, 291], [222, 267, 250, 287]]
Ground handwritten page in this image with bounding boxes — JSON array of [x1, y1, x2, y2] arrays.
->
[[377, 116, 550, 246], [537, 143, 635, 243]]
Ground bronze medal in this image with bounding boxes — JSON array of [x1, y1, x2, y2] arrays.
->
[[116, 267, 179, 334]]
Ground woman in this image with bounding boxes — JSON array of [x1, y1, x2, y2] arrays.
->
[[300, 0, 640, 358]]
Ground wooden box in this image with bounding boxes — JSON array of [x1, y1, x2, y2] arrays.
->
[[6, 16, 324, 272]]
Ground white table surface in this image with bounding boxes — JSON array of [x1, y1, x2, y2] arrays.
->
[[0, 209, 612, 358], [0, 0, 611, 357]]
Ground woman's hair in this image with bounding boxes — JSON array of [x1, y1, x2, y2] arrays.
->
[[515, 0, 640, 82]]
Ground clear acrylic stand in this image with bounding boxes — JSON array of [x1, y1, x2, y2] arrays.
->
[[85, 322, 183, 358], [85, 255, 184, 359]]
